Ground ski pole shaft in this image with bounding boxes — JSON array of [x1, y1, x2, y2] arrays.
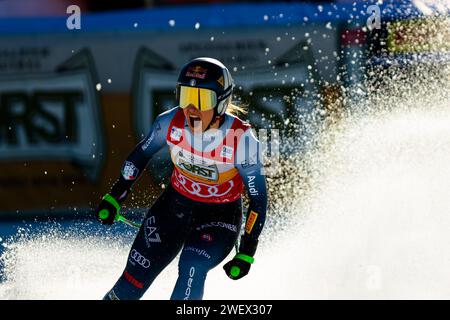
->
[[116, 213, 141, 229]]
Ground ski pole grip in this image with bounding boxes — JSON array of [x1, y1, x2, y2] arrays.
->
[[103, 194, 121, 212]]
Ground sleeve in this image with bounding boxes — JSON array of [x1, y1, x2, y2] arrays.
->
[[109, 107, 177, 202], [235, 128, 268, 256]]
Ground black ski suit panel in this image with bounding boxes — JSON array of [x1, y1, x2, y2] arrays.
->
[[105, 184, 242, 300]]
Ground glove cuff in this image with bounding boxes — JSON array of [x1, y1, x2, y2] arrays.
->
[[239, 236, 258, 257], [235, 253, 255, 264]]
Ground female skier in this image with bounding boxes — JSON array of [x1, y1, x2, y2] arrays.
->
[[95, 57, 268, 300]]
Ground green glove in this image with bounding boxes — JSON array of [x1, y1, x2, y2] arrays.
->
[[95, 194, 121, 225], [223, 253, 254, 280]]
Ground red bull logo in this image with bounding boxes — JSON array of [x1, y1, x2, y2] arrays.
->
[[186, 66, 207, 79]]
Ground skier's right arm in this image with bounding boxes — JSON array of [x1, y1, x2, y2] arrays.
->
[[96, 108, 176, 224]]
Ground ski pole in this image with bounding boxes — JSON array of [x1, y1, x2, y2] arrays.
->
[[116, 213, 141, 229]]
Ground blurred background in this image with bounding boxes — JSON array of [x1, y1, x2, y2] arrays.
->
[[0, 0, 449, 299], [0, 0, 359, 218], [3, 0, 447, 217]]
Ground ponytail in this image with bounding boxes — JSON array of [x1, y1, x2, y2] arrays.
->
[[226, 102, 248, 116]]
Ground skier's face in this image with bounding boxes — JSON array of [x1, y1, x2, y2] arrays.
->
[[183, 104, 215, 132]]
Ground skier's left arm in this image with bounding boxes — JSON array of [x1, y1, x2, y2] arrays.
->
[[224, 128, 268, 280]]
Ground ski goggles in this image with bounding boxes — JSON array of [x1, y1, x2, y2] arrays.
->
[[178, 85, 217, 111]]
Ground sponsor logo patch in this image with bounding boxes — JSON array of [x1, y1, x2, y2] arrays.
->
[[217, 76, 224, 87], [186, 66, 207, 79], [220, 146, 233, 160], [177, 157, 218, 181], [129, 249, 151, 269], [121, 161, 139, 180], [245, 210, 258, 234], [201, 233, 214, 242], [170, 127, 183, 141]]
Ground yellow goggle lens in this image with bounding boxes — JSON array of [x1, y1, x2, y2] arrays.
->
[[179, 86, 217, 111]]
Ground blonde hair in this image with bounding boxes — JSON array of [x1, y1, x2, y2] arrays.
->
[[226, 102, 248, 116]]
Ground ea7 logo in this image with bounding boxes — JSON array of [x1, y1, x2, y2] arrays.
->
[[144, 215, 161, 247]]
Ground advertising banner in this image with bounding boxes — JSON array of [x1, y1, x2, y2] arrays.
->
[[0, 4, 341, 216]]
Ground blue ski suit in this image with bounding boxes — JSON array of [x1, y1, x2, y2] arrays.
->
[[103, 107, 267, 300]]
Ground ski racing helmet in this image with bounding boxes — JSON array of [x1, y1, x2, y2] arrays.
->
[[176, 57, 234, 116]]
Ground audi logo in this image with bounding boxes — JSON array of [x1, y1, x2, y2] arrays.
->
[[177, 172, 234, 197], [130, 249, 151, 268]]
